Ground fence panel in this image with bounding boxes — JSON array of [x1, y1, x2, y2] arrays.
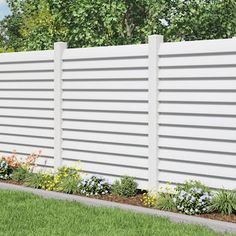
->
[[0, 50, 55, 170], [61, 45, 149, 189], [158, 38, 236, 190]]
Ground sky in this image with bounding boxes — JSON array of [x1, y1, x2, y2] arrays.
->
[[0, 0, 11, 20]]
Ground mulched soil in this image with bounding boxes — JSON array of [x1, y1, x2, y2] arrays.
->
[[1, 179, 235, 224]]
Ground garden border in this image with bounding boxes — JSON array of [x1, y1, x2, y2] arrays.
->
[[0, 182, 235, 234]]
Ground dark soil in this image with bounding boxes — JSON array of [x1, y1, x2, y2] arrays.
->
[[1, 179, 235, 224]]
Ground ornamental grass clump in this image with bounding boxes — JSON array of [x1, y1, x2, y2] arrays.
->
[[156, 184, 177, 211], [174, 181, 212, 215], [78, 175, 111, 196], [210, 189, 236, 215]]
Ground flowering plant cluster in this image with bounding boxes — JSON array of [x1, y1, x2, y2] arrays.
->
[[174, 181, 212, 215], [142, 192, 157, 207], [78, 175, 111, 196], [0, 151, 40, 180]]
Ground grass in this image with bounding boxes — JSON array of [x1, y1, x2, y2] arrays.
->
[[0, 190, 233, 236]]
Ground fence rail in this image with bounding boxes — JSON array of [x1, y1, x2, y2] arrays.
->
[[0, 36, 235, 190]]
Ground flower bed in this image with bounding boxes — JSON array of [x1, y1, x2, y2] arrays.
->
[[0, 151, 235, 224]]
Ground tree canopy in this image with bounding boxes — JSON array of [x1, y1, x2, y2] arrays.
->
[[1, 0, 236, 52]]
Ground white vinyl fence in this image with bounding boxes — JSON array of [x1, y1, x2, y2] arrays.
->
[[0, 36, 235, 190]]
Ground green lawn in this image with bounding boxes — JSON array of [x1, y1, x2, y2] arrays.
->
[[0, 190, 232, 236]]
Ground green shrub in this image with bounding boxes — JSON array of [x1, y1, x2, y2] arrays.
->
[[210, 189, 236, 215], [174, 180, 212, 215], [12, 166, 30, 182], [78, 175, 111, 196], [112, 176, 137, 197]]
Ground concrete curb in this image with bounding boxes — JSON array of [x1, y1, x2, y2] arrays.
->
[[0, 182, 235, 234]]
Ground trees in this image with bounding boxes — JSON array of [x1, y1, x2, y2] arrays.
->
[[1, 0, 236, 52]]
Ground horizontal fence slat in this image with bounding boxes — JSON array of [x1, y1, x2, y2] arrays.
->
[[0, 81, 53, 89], [0, 62, 53, 72], [159, 114, 236, 129], [159, 91, 236, 103], [159, 54, 236, 67], [0, 91, 53, 99], [63, 130, 148, 146], [0, 72, 54, 81], [62, 140, 148, 157], [62, 159, 148, 179], [63, 80, 148, 90], [159, 67, 236, 79], [0, 143, 53, 157], [0, 117, 53, 128], [0, 108, 53, 118], [159, 148, 236, 166], [62, 120, 148, 134], [63, 91, 147, 101], [159, 126, 236, 141], [62, 69, 148, 80], [0, 134, 53, 147], [63, 44, 148, 60], [0, 100, 53, 109], [0, 125, 53, 137], [159, 38, 236, 55], [159, 171, 235, 190], [159, 160, 236, 179], [62, 150, 148, 168], [159, 137, 236, 154], [63, 58, 148, 70], [159, 103, 236, 115], [62, 111, 148, 123], [63, 101, 148, 112], [159, 79, 236, 90], [0, 50, 54, 63]]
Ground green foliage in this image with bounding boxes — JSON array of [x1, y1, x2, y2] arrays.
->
[[58, 175, 80, 194], [24, 172, 47, 189], [156, 184, 176, 211], [210, 189, 236, 215], [174, 181, 212, 215], [25, 166, 81, 192], [12, 166, 30, 182], [78, 175, 111, 196], [1, 0, 236, 51], [111, 176, 137, 197]]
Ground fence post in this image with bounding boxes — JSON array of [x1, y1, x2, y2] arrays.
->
[[148, 35, 163, 191], [54, 42, 67, 172]]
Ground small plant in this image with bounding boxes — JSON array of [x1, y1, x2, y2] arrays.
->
[[156, 184, 177, 211], [78, 175, 111, 196], [142, 191, 157, 207], [0, 159, 13, 179], [111, 176, 137, 197], [58, 176, 80, 194], [174, 180, 212, 215], [12, 166, 30, 182], [210, 189, 236, 215], [24, 172, 47, 189]]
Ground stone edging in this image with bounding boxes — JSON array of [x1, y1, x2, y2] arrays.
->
[[0, 182, 235, 234]]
